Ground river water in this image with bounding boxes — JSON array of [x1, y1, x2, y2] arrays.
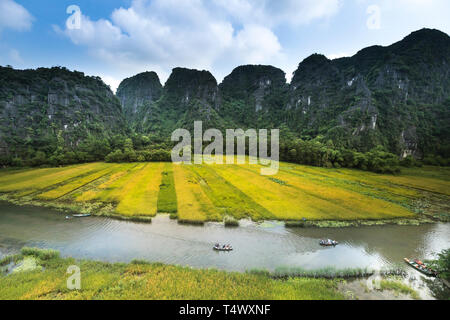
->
[[0, 202, 448, 274]]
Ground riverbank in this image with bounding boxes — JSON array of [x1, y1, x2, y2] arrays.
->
[[2, 248, 440, 300], [0, 163, 448, 226], [0, 248, 344, 300]]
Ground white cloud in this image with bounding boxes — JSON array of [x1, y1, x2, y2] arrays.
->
[[0, 46, 24, 67], [213, 0, 341, 26], [357, 0, 450, 34], [326, 52, 352, 60], [236, 25, 281, 61], [57, 0, 340, 83], [0, 0, 33, 31], [97, 74, 121, 94], [8, 48, 23, 64]]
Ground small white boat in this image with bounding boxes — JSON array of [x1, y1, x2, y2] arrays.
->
[[319, 239, 338, 246], [213, 244, 233, 251], [72, 214, 91, 218]]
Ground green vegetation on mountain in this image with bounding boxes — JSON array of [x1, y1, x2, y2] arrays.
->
[[0, 66, 128, 167], [0, 29, 449, 172], [116, 71, 162, 127], [122, 29, 449, 171], [288, 29, 450, 160]]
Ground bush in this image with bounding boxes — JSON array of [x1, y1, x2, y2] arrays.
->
[[224, 216, 239, 227], [11, 157, 24, 167], [247, 269, 271, 277], [105, 149, 124, 162], [30, 151, 47, 166], [428, 248, 450, 281], [285, 221, 306, 228]]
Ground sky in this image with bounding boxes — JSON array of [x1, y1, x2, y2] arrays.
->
[[0, 0, 449, 92]]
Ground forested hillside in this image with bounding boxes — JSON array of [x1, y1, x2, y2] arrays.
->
[[0, 66, 128, 166], [124, 29, 449, 166], [0, 28, 448, 171]]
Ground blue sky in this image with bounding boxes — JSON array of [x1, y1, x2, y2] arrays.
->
[[1, 0, 449, 92]]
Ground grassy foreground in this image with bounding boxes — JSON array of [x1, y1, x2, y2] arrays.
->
[[0, 161, 448, 224], [0, 248, 343, 300]]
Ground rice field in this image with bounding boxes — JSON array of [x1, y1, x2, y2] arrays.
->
[[0, 161, 448, 223]]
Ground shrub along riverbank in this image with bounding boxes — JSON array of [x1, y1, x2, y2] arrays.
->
[[0, 248, 344, 300]]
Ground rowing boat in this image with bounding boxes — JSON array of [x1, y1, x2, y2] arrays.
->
[[213, 246, 233, 251], [319, 240, 338, 246], [404, 258, 437, 277]]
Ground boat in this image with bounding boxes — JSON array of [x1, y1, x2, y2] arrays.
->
[[404, 258, 437, 277], [319, 239, 338, 246], [213, 244, 233, 251], [72, 214, 91, 218]]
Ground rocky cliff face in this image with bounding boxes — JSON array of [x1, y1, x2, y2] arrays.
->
[[218, 65, 288, 127], [122, 67, 225, 135], [119, 29, 449, 158], [0, 66, 127, 157], [289, 28, 450, 156], [116, 71, 162, 126]]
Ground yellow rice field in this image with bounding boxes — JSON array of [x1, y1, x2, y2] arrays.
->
[[173, 164, 220, 222], [0, 161, 448, 223]]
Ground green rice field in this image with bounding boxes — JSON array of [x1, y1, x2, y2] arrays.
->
[[0, 161, 448, 224]]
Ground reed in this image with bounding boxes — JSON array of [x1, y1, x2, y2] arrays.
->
[[270, 266, 374, 279]]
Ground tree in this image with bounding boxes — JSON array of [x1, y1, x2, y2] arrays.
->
[[30, 151, 47, 166], [428, 248, 450, 281], [105, 149, 124, 162]]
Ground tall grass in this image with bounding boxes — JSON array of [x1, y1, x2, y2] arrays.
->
[[20, 247, 60, 260], [379, 280, 420, 299], [190, 164, 271, 220], [75, 163, 137, 202], [266, 266, 374, 279], [173, 164, 218, 222], [249, 266, 409, 280], [0, 163, 104, 195], [157, 164, 178, 213], [37, 165, 116, 200], [115, 163, 164, 217], [0, 249, 344, 300]]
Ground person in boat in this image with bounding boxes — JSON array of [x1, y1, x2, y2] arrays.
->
[[214, 243, 220, 248]]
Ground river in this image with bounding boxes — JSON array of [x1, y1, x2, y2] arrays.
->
[[0, 201, 448, 274]]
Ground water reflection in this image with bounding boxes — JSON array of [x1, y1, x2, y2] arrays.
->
[[0, 202, 448, 273]]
